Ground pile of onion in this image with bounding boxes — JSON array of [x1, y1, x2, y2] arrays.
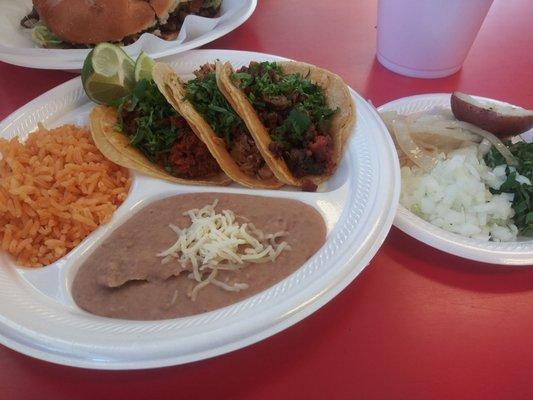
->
[[380, 108, 516, 171]]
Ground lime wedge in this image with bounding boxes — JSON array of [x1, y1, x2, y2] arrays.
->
[[120, 56, 136, 90], [134, 52, 155, 82], [81, 49, 95, 82], [83, 73, 132, 105], [81, 43, 136, 105], [91, 43, 134, 78]]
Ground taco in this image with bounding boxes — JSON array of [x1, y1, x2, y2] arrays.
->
[[89, 76, 230, 186], [217, 61, 355, 190], [151, 62, 282, 189]]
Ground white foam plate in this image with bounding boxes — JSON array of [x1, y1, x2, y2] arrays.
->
[[379, 93, 533, 265], [0, 49, 400, 369], [0, 0, 256, 70]]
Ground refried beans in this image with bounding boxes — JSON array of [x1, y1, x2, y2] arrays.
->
[[71, 193, 326, 320]]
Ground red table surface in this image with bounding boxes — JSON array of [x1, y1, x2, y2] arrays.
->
[[1, 1, 532, 399]]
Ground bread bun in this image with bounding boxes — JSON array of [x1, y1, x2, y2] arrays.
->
[[150, 0, 182, 21], [33, 0, 177, 44]]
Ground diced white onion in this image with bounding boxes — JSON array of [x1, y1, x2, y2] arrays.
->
[[400, 146, 522, 241]]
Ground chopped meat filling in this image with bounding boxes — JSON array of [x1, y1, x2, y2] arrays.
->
[[158, 0, 221, 41], [121, 109, 221, 179], [301, 179, 318, 192], [230, 131, 272, 179], [167, 128, 221, 179], [260, 111, 283, 130], [263, 95, 291, 110], [194, 63, 217, 79]]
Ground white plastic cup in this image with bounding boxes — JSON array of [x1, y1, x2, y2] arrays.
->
[[376, 0, 494, 79]]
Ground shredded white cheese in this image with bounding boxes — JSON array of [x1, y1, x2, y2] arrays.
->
[[157, 200, 291, 300]]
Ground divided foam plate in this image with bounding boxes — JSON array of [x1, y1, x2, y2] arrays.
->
[[0, 50, 400, 369]]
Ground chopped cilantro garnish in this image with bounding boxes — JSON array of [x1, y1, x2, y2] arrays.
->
[[276, 108, 311, 141], [231, 61, 337, 151], [184, 72, 246, 146], [115, 79, 181, 162], [485, 141, 533, 236]]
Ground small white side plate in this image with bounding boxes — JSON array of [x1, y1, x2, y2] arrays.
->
[[379, 93, 533, 265]]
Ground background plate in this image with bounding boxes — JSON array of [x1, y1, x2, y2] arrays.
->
[[379, 93, 533, 265], [0, 49, 399, 369], [0, 0, 256, 70]]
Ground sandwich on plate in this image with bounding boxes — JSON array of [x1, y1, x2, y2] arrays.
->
[[21, 0, 223, 47]]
